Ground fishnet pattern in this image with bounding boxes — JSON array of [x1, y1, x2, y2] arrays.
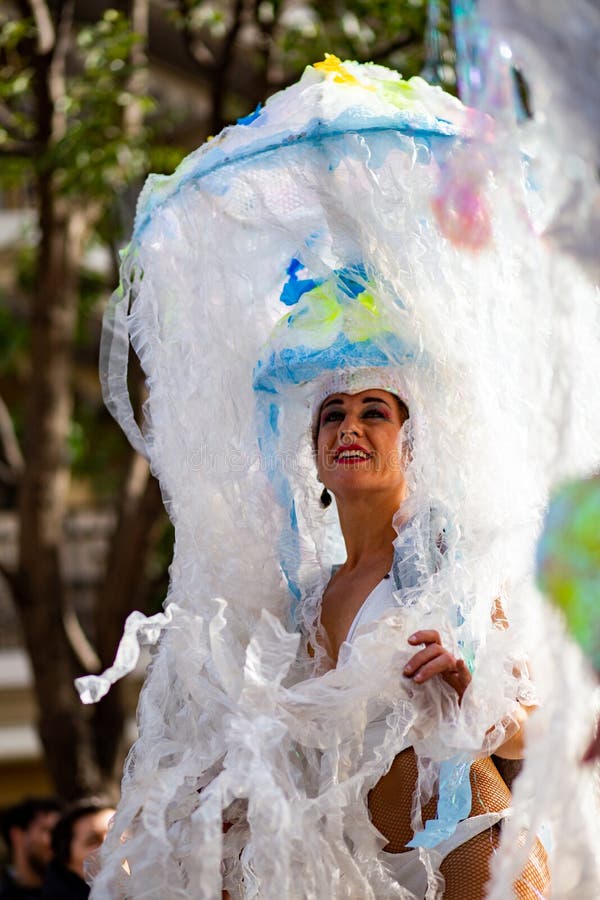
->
[[440, 827, 549, 899], [369, 750, 550, 897], [368, 747, 438, 852], [440, 825, 501, 899]]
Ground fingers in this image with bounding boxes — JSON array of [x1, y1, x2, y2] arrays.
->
[[404, 644, 459, 683], [404, 631, 472, 700], [408, 630, 442, 647], [450, 659, 472, 697]]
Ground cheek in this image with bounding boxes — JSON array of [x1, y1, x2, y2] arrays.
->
[[315, 445, 328, 481], [316, 445, 340, 488], [70, 839, 85, 864], [316, 432, 333, 469], [380, 434, 404, 472]]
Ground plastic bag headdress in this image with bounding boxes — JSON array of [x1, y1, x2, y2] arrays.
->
[[252, 260, 417, 616], [81, 56, 600, 898]]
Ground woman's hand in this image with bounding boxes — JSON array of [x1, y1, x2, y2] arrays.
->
[[403, 630, 472, 703]]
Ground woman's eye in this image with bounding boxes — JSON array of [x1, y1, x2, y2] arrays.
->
[[362, 408, 386, 419], [322, 410, 343, 424]]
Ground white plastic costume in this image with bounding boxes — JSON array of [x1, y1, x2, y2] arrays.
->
[[78, 54, 600, 899], [345, 558, 509, 897]]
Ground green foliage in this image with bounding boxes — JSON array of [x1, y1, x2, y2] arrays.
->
[[51, 11, 153, 198], [277, 0, 426, 70], [15, 243, 36, 293], [0, 15, 36, 146], [67, 418, 87, 465], [171, 0, 435, 63], [0, 0, 452, 584], [69, 401, 132, 496], [148, 143, 188, 179], [0, 301, 28, 376], [170, 0, 455, 127], [279, 0, 455, 88], [171, 0, 229, 33], [0, 9, 154, 201]]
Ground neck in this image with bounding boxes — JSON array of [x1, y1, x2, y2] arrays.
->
[[335, 487, 406, 569], [13, 857, 42, 888]]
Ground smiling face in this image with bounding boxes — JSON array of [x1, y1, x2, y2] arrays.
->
[[316, 389, 409, 504]]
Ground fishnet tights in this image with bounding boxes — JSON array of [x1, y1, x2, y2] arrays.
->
[[368, 749, 550, 898], [440, 825, 549, 899]]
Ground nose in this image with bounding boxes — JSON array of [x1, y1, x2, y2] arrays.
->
[[338, 413, 361, 443]]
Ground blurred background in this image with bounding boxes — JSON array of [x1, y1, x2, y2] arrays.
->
[[0, 0, 457, 808]]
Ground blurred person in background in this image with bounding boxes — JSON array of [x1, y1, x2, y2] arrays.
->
[[42, 800, 114, 900], [0, 798, 62, 900]]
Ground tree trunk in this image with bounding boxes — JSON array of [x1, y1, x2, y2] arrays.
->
[[83, 0, 161, 786], [16, 166, 104, 799], [10, 0, 157, 800]]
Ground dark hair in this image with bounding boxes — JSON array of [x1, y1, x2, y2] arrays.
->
[[394, 395, 410, 424], [1, 796, 62, 858], [51, 798, 113, 869]]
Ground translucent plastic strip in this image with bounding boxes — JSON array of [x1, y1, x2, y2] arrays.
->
[[99, 284, 148, 460], [75, 606, 177, 703]]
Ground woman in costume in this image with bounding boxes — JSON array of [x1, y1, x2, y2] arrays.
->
[[250, 269, 548, 897], [78, 56, 600, 899], [315, 379, 546, 897]]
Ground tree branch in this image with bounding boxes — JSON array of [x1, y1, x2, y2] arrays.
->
[[209, 0, 246, 133], [25, 0, 55, 55], [123, 0, 149, 139], [0, 461, 19, 484], [176, 0, 218, 77], [62, 604, 101, 674], [0, 393, 24, 477], [0, 140, 37, 156], [0, 559, 18, 596], [268, 29, 421, 94], [48, 0, 74, 140], [249, 0, 284, 102], [95, 449, 164, 669], [0, 103, 30, 143], [366, 31, 420, 64], [216, 0, 245, 71], [90, 445, 164, 777]]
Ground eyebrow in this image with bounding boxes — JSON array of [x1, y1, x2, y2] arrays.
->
[[321, 395, 392, 411]]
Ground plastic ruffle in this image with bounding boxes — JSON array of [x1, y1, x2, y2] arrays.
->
[[87, 57, 600, 898]]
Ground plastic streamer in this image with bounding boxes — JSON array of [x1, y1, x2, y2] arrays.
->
[[456, 0, 600, 279], [448, 1, 600, 897], [84, 53, 600, 898]]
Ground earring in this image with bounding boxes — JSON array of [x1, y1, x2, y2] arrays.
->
[[320, 487, 332, 508]]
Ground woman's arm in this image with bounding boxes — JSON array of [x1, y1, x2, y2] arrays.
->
[[491, 701, 533, 759], [403, 629, 472, 702], [490, 597, 536, 760], [403, 626, 535, 760]]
